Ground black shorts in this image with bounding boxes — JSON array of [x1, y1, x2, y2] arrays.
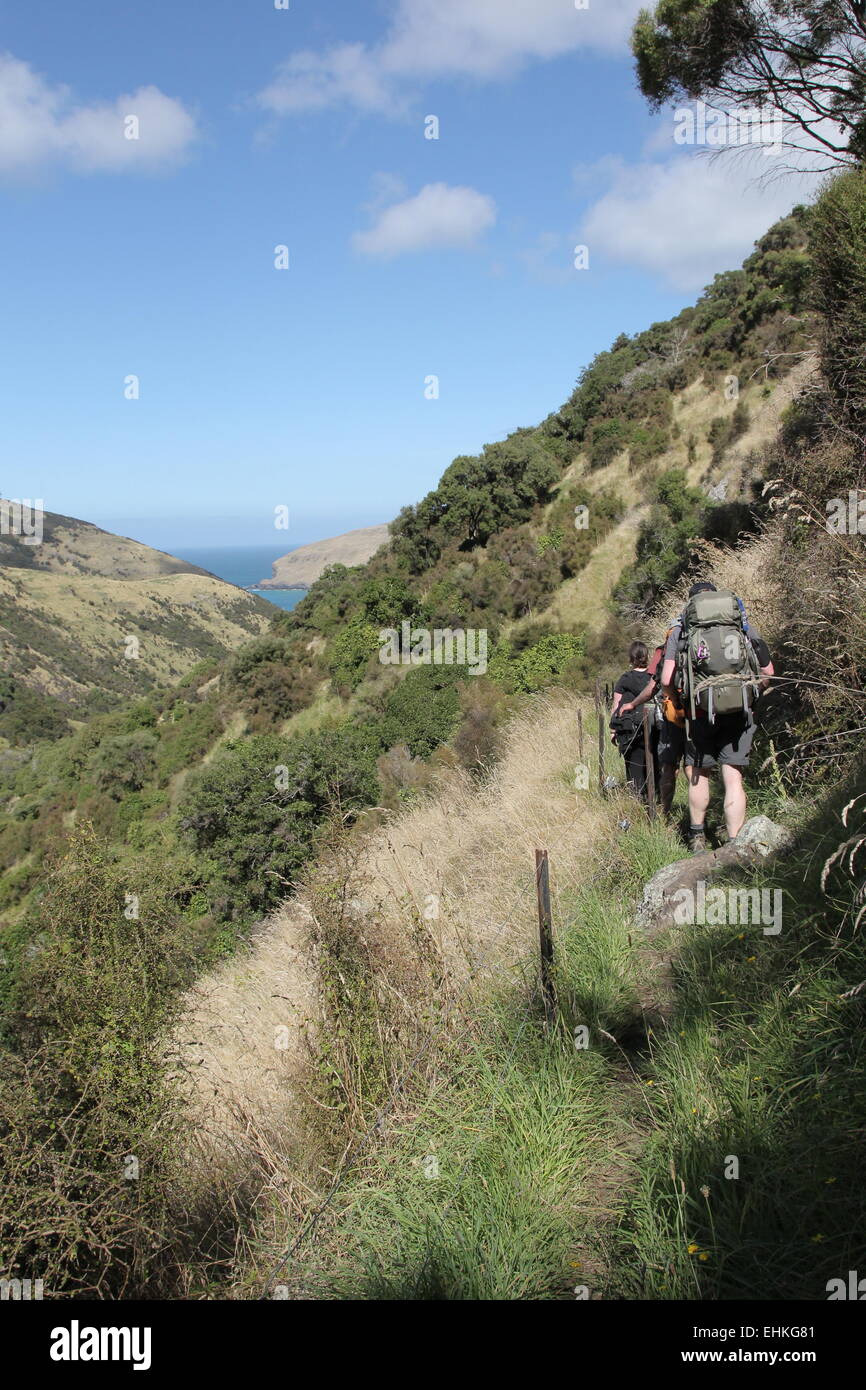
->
[[685, 713, 756, 770]]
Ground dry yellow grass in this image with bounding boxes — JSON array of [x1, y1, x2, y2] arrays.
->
[[557, 359, 813, 505], [260, 524, 390, 590], [0, 505, 216, 580], [521, 364, 809, 647], [173, 692, 617, 1172], [649, 525, 786, 649], [171, 366, 812, 1200], [0, 569, 271, 700], [171, 521, 798, 1181], [172, 904, 318, 1176], [279, 682, 347, 738], [529, 507, 650, 637], [567, 448, 643, 508], [681, 353, 818, 493], [165, 709, 249, 811]]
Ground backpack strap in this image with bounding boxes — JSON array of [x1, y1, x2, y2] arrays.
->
[[686, 635, 696, 720]]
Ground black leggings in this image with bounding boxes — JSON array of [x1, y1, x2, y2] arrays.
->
[[624, 742, 648, 797]]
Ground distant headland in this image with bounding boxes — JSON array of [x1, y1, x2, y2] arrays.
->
[[255, 523, 390, 591]]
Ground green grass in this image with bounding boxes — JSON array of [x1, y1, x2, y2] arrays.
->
[[264, 816, 682, 1302], [607, 769, 866, 1301], [260, 765, 866, 1302], [291, 997, 620, 1301]]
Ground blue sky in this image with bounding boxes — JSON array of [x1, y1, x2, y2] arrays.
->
[[0, 0, 824, 550]]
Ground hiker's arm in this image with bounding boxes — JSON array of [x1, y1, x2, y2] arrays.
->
[[621, 679, 655, 714], [610, 690, 621, 743], [660, 656, 676, 696], [751, 633, 773, 692]]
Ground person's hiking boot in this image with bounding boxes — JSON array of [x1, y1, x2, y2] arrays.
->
[[688, 828, 707, 854]]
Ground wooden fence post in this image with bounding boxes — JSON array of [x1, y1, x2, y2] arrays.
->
[[595, 681, 605, 794], [577, 707, 584, 762], [535, 849, 557, 1031], [643, 705, 657, 822]]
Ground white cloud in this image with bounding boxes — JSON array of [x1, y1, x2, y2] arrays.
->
[[360, 170, 410, 216], [258, 43, 394, 116], [258, 0, 643, 115], [0, 54, 197, 174], [517, 230, 574, 285], [353, 181, 496, 257], [580, 151, 825, 291]]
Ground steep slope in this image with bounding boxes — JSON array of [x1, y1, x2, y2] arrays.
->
[[180, 525, 794, 1167], [516, 357, 815, 639], [174, 694, 611, 1168], [0, 506, 273, 721], [0, 506, 214, 579], [7, 184, 866, 1301], [174, 518, 866, 1301]]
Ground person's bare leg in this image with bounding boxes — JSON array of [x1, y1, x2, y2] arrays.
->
[[721, 763, 747, 839], [687, 767, 711, 826]]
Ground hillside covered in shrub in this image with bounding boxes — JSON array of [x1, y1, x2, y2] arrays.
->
[[3, 163, 866, 1301]]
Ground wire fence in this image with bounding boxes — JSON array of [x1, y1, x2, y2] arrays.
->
[[260, 667, 852, 1297], [259, 706, 621, 1298]]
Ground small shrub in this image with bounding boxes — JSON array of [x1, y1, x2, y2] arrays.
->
[[489, 633, 586, 694], [179, 726, 381, 919], [0, 829, 196, 1296], [378, 666, 463, 759]]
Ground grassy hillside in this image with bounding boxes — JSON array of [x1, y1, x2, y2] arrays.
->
[[173, 487, 866, 1299], [0, 506, 215, 579], [0, 507, 273, 740], [2, 173, 866, 1300], [260, 744, 866, 1302], [0, 204, 829, 947]]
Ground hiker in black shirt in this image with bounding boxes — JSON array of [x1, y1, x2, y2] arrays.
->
[[610, 641, 655, 799]]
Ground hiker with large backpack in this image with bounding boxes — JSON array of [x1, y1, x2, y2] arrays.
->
[[660, 582, 774, 852], [610, 641, 655, 799]]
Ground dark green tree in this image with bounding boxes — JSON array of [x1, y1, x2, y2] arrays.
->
[[179, 727, 380, 918], [810, 166, 866, 428], [632, 0, 866, 164], [378, 666, 463, 758]]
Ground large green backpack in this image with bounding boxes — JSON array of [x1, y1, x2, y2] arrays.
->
[[677, 589, 761, 722]]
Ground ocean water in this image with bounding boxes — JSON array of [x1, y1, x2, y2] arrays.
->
[[175, 545, 306, 612]]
